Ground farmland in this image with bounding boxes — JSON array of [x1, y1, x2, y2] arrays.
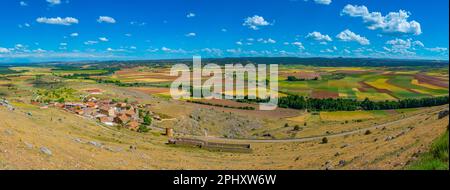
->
[[0, 59, 449, 170], [45, 64, 449, 102], [278, 66, 448, 100]]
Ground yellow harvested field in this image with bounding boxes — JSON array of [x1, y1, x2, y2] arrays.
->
[[320, 67, 367, 72], [320, 111, 380, 121], [223, 88, 283, 98], [327, 80, 358, 88], [355, 91, 397, 101], [365, 78, 404, 92], [134, 78, 172, 83], [9, 67, 52, 75], [411, 79, 447, 90], [338, 93, 348, 98], [287, 114, 310, 122], [64, 79, 97, 83], [395, 71, 420, 75]]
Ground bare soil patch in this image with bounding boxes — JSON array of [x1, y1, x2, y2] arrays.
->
[[414, 73, 449, 88], [311, 90, 339, 99]]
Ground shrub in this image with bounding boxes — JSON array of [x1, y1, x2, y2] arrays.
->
[[321, 137, 328, 144], [143, 114, 152, 125], [138, 125, 150, 133]]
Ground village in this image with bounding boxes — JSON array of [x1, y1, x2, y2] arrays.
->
[[29, 92, 160, 133], [58, 97, 159, 132]]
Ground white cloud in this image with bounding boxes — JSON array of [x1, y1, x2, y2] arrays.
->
[[201, 48, 223, 56], [97, 16, 116, 24], [0, 51, 126, 61], [425, 47, 448, 53], [15, 44, 25, 49], [383, 38, 424, 55], [146, 48, 159, 52], [336, 29, 370, 45], [70, 32, 79, 37], [386, 38, 423, 48], [33, 48, 47, 53], [383, 46, 415, 56], [0, 47, 11, 53], [46, 0, 61, 6], [243, 15, 271, 30], [306, 31, 332, 42], [236, 41, 243, 45], [266, 38, 276, 44], [36, 17, 79, 26], [84, 41, 98, 45], [412, 40, 424, 47], [59, 43, 67, 46], [291, 42, 305, 50], [341, 4, 422, 35], [221, 28, 227, 32], [186, 13, 196, 18], [18, 23, 31, 28], [107, 48, 127, 52], [130, 21, 146, 26], [320, 48, 335, 53], [226, 48, 242, 54], [125, 33, 132, 37], [99, 37, 109, 42], [185, 32, 196, 37], [257, 38, 277, 44], [20, 1, 28, 6], [161, 47, 187, 54], [314, 0, 332, 5]]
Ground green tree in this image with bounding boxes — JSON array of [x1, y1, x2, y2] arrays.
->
[[143, 114, 152, 126]]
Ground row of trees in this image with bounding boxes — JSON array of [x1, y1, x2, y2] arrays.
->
[[277, 95, 449, 111], [286, 76, 319, 81]]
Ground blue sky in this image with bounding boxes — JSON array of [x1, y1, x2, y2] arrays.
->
[[0, 0, 448, 63]]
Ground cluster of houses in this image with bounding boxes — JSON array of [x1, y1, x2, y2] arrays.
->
[[54, 97, 155, 131]]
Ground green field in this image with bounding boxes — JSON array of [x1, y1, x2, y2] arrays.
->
[[0, 67, 21, 75], [278, 66, 449, 101], [2, 65, 449, 102]]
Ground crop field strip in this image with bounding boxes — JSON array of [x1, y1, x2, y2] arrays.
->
[[2, 65, 448, 103]]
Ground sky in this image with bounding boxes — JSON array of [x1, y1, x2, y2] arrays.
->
[[0, 0, 448, 63]]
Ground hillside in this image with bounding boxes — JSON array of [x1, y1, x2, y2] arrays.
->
[[1, 101, 448, 169]]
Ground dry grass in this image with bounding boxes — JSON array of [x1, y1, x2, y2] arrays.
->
[[1, 100, 447, 170], [320, 110, 384, 121]]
